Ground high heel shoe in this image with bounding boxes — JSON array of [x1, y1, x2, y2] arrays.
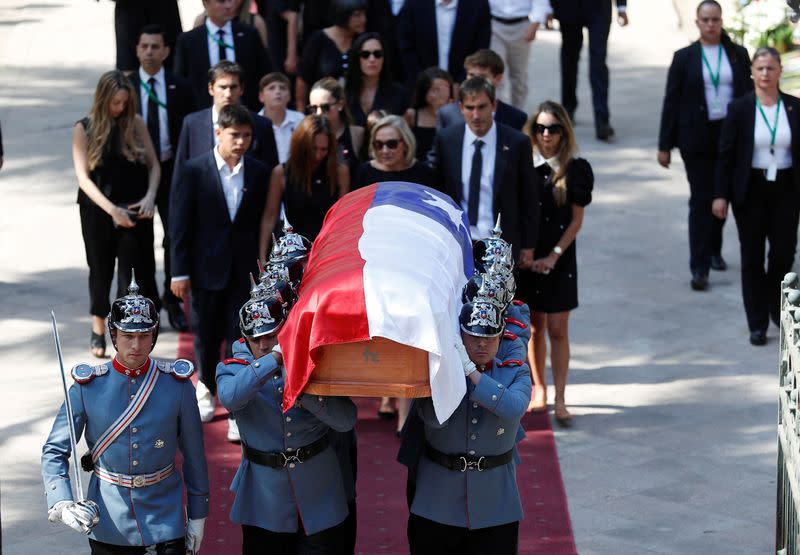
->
[[90, 331, 106, 358]]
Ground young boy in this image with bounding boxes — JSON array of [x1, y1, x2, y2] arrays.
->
[[258, 72, 304, 164]]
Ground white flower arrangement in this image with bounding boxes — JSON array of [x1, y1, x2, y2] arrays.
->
[[729, 0, 791, 48]]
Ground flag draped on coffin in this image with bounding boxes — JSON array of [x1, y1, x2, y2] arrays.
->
[[279, 181, 474, 423]]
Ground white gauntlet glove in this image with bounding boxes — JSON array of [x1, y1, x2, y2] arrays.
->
[[272, 342, 282, 356], [185, 517, 206, 553], [454, 339, 477, 377], [48, 500, 100, 534]]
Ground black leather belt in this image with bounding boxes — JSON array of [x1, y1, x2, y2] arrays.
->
[[425, 443, 513, 472], [243, 436, 329, 468], [492, 15, 529, 24]]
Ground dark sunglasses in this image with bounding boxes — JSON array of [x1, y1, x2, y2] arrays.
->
[[535, 123, 563, 135], [306, 103, 332, 115], [359, 49, 384, 60], [372, 139, 402, 150]]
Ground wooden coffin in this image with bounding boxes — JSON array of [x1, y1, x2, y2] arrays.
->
[[304, 337, 431, 398]]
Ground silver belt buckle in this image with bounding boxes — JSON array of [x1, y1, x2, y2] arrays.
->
[[132, 475, 146, 488]]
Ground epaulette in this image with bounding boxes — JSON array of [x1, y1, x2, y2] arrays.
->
[[498, 359, 525, 367], [71, 363, 108, 384], [503, 331, 518, 341], [512, 299, 525, 307], [157, 359, 195, 380], [223, 357, 249, 365], [504, 317, 526, 329]]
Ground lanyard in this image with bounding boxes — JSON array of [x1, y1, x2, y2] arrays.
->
[[140, 79, 167, 109], [756, 96, 782, 153], [701, 45, 723, 93], [207, 27, 235, 50]]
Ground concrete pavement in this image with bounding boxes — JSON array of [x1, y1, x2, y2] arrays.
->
[[0, 1, 778, 553]]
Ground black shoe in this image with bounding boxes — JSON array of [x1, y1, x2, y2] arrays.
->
[[164, 299, 189, 332], [596, 123, 615, 141], [710, 255, 727, 271], [749, 330, 767, 346], [690, 273, 709, 291]]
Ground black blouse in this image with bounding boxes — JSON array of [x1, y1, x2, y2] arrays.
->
[[352, 160, 436, 190], [347, 82, 410, 127], [300, 30, 349, 85]]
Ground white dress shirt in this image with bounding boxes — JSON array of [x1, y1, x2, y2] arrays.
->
[[138, 67, 172, 161], [489, 0, 550, 23], [258, 108, 304, 163], [214, 145, 246, 221], [753, 101, 792, 170], [206, 19, 236, 66], [701, 44, 734, 121], [462, 122, 497, 239], [391, 0, 406, 15], [435, 0, 458, 72], [212, 106, 221, 145]]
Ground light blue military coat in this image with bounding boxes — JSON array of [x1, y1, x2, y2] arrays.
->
[[41, 359, 209, 546], [217, 341, 357, 535], [497, 299, 531, 361], [409, 358, 532, 529]]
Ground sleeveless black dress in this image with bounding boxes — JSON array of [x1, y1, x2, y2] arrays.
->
[[283, 163, 339, 241], [411, 110, 436, 161]]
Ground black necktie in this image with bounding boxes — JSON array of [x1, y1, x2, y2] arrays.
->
[[146, 77, 161, 160], [467, 139, 484, 226], [217, 29, 227, 61]]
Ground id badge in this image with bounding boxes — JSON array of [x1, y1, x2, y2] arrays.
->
[[712, 98, 722, 113], [767, 160, 778, 182]]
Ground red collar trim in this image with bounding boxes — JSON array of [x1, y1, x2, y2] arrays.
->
[[112, 357, 151, 377]]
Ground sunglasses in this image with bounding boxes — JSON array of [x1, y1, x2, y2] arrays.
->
[[306, 103, 332, 115], [359, 49, 384, 60], [372, 139, 402, 151], [535, 123, 563, 135]]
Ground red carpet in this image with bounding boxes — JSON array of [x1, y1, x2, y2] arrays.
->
[[176, 333, 576, 554]]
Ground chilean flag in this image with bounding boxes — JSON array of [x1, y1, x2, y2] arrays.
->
[[279, 182, 474, 423]]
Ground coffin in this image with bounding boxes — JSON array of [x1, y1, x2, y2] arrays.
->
[[304, 337, 431, 398]]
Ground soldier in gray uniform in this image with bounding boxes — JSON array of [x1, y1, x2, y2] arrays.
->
[[41, 274, 209, 554]]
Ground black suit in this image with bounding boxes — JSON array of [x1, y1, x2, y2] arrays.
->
[[716, 91, 800, 332], [436, 100, 528, 131], [397, 0, 491, 87], [428, 122, 539, 253], [114, 0, 182, 71], [173, 21, 273, 112], [129, 70, 194, 304], [170, 152, 269, 392], [658, 38, 752, 277], [552, 0, 627, 126]]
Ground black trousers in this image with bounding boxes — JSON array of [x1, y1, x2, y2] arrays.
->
[[192, 280, 249, 395], [89, 537, 185, 555], [114, 0, 182, 71], [241, 520, 346, 555], [681, 122, 726, 275], [732, 169, 800, 332], [560, 18, 611, 125], [79, 202, 160, 317], [408, 514, 519, 555], [155, 157, 179, 305]]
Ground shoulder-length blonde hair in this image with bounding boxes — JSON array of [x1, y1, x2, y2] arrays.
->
[[86, 70, 143, 171], [524, 100, 577, 206], [368, 115, 416, 166], [286, 115, 340, 195]]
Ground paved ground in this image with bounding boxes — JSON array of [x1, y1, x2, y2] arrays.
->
[[0, 1, 779, 553]]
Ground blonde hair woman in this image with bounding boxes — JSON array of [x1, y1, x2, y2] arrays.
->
[[517, 100, 594, 426]]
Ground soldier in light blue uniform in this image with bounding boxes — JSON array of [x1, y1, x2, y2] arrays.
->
[[41, 275, 209, 555], [216, 281, 357, 554], [403, 297, 532, 555]]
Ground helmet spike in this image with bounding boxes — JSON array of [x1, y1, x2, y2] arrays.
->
[[249, 273, 261, 299], [257, 259, 266, 278], [492, 214, 502, 238], [128, 268, 140, 295], [283, 217, 293, 234]]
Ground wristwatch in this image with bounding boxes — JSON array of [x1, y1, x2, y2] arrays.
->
[[553, 246, 563, 256]]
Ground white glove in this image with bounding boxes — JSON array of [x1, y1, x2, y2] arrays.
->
[[185, 517, 206, 553], [454, 340, 477, 377], [272, 342, 282, 356], [47, 500, 71, 523], [49, 500, 100, 534]]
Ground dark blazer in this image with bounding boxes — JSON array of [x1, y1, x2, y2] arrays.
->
[[128, 69, 194, 155], [173, 20, 273, 112], [715, 91, 800, 204], [397, 0, 491, 86], [658, 38, 752, 155], [347, 82, 410, 127], [172, 107, 279, 189], [436, 100, 528, 132], [170, 151, 269, 290], [428, 122, 539, 251], [551, 0, 626, 24]]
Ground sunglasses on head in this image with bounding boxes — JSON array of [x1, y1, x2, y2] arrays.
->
[[306, 103, 332, 115], [372, 139, 402, 150], [359, 49, 384, 60], [534, 123, 563, 135]]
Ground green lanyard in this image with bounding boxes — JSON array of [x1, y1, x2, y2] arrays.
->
[[206, 27, 235, 51], [756, 96, 782, 154], [701, 45, 723, 93], [140, 79, 167, 109]]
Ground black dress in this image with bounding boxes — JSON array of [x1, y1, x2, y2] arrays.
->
[[299, 30, 349, 85], [410, 109, 436, 161], [347, 82, 410, 127], [516, 157, 593, 313], [283, 163, 339, 241], [338, 125, 361, 181], [352, 160, 436, 190]]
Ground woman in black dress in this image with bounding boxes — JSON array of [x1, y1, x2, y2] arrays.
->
[[309, 77, 365, 179], [353, 115, 435, 190], [517, 100, 593, 426], [260, 115, 350, 252], [404, 67, 453, 161], [345, 32, 409, 127], [72, 70, 161, 357], [295, 0, 367, 112]]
